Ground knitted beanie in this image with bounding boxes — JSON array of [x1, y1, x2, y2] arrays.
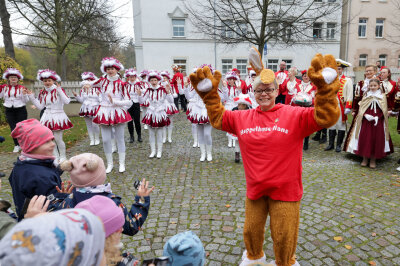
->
[[163, 231, 205, 266], [11, 119, 54, 153], [75, 195, 124, 237], [60, 153, 106, 187]]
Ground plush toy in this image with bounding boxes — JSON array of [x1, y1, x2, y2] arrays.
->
[[190, 48, 340, 266]]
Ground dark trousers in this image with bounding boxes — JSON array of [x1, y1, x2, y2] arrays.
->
[[127, 102, 141, 137], [275, 94, 286, 104], [6, 106, 28, 146], [179, 94, 187, 111]]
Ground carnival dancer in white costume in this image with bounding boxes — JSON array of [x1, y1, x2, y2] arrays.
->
[[244, 69, 258, 108], [139, 70, 150, 130], [124, 68, 143, 143], [90, 57, 132, 173], [180, 65, 214, 161], [73, 72, 101, 146], [25, 69, 73, 163], [182, 77, 199, 148], [139, 71, 174, 158], [221, 71, 242, 147], [161, 71, 179, 143], [1, 68, 29, 153]]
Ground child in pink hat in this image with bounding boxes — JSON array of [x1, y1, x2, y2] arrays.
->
[[75, 195, 139, 265], [9, 119, 68, 221], [50, 152, 154, 236]]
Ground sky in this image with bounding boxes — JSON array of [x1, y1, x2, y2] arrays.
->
[[0, 0, 134, 46]]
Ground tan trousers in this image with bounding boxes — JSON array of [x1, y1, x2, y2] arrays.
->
[[243, 196, 300, 266]]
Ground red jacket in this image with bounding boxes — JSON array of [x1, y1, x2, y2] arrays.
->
[[275, 70, 289, 95], [171, 72, 184, 94], [222, 104, 321, 201]]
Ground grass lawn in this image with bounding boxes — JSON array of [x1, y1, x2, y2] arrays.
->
[[0, 116, 87, 153]]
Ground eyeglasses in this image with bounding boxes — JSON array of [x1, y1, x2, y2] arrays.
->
[[254, 88, 276, 95]]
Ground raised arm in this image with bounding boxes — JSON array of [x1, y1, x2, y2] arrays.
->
[[56, 87, 71, 104], [307, 54, 340, 128], [189, 67, 224, 130]]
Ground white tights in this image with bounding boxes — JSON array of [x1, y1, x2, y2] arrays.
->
[[53, 130, 66, 157], [163, 116, 174, 139], [149, 127, 163, 145], [234, 141, 240, 152], [101, 124, 126, 154], [84, 117, 100, 134], [197, 124, 212, 145]]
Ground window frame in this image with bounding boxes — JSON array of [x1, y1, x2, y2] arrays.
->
[[378, 54, 387, 66], [358, 18, 367, 38], [359, 54, 368, 67], [173, 59, 187, 73], [222, 59, 233, 74], [326, 23, 336, 39], [375, 19, 384, 38], [172, 19, 185, 37], [267, 59, 279, 72], [236, 59, 248, 78], [313, 22, 323, 39]]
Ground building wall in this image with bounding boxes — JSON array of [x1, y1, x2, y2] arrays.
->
[[346, 0, 400, 70], [134, 0, 342, 77]]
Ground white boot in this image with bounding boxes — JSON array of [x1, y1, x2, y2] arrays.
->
[[228, 138, 232, 148], [149, 142, 156, 158], [167, 126, 173, 143], [118, 152, 125, 173], [233, 139, 236, 147], [105, 153, 113, 173], [144, 124, 148, 130], [13, 145, 21, 153], [199, 144, 206, 162], [239, 251, 267, 266], [162, 128, 167, 143], [270, 260, 300, 266], [157, 141, 163, 158], [89, 132, 95, 146], [192, 134, 198, 148], [206, 145, 212, 161], [59, 146, 67, 163], [53, 147, 60, 164], [94, 132, 100, 145], [112, 139, 117, 153]]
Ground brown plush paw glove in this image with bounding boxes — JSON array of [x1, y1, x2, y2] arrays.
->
[[189, 66, 225, 130], [308, 54, 340, 128]]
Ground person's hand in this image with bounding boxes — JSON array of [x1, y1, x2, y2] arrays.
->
[[184, 78, 189, 87], [72, 91, 77, 97], [308, 54, 338, 88], [344, 108, 351, 115], [24, 195, 50, 218], [83, 84, 91, 90], [136, 87, 142, 96], [177, 77, 181, 85], [223, 80, 227, 88], [55, 82, 61, 88], [352, 111, 355, 117], [137, 178, 155, 197], [22, 87, 33, 95], [276, 76, 283, 85], [165, 83, 171, 94], [108, 93, 113, 103], [55, 180, 74, 194]]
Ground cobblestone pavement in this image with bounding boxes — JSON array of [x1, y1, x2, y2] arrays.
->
[[1, 113, 400, 265]]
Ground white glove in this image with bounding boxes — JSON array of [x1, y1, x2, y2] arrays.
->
[[364, 114, 374, 121], [173, 92, 178, 98], [344, 108, 351, 115], [321, 67, 338, 84], [390, 111, 399, 116], [373, 116, 378, 126]]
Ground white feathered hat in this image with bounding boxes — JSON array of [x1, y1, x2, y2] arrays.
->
[[81, 72, 97, 81], [124, 68, 137, 78], [100, 57, 124, 74], [147, 70, 162, 82], [139, 70, 148, 78], [160, 71, 171, 80], [249, 70, 256, 76], [2, 68, 23, 80], [234, 93, 252, 107], [225, 71, 240, 81], [36, 69, 61, 82]]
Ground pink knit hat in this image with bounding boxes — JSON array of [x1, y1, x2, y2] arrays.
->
[[11, 119, 54, 153], [60, 153, 106, 187], [75, 195, 125, 237]]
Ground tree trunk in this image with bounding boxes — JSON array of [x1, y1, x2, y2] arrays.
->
[[0, 0, 15, 59]]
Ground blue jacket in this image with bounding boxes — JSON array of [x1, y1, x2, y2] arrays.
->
[[50, 189, 150, 236], [8, 158, 63, 221]]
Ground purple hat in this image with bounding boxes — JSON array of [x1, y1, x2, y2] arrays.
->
[[75, 195, 125, 237]]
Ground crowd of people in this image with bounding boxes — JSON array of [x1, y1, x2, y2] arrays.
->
[[0, 49, 399, 265]]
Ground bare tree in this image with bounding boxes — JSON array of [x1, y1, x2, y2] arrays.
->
[[185, 0, 344, 55], [8, 0, 124, 78], [0, 0, 15, 58]]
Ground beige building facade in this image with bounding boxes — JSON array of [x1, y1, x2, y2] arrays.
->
[[340, 0, 400, 80]]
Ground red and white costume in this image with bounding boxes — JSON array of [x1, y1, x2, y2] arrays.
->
[[160, 71, 178, 143], [29, 69, 73, 162], [283, 78, 301, 105], [275, 69, 289, 98]]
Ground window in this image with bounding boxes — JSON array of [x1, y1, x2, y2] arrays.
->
[[222, 20, 235, 38], [267, 59, 279, 72], [327, 0, 336, 2], [378, 54, 387, 66], [326, 23, 336, 39], [358, 18, 367, 38], [398, 55, 400, 67], [222, 59, 233, 74], [236, 59, 248, 78], [313, 23, 323, 39], [359, 54, 368, 67], [376, 19, 384, 38], [173, 59, 186, 73], [237, 22, 248, 36], [172, 19, 185, 37], [283, 59, 293, 69], [314, 0, 322, 2]]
